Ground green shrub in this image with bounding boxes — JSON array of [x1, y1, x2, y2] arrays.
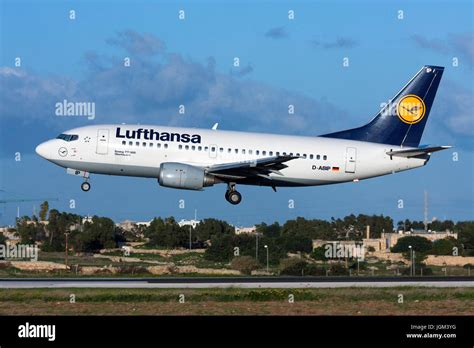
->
[[329, 263, 347, 275], [304, 264, 327, 276], [280, 257, 307, 276], [230, 256, 259, 275]]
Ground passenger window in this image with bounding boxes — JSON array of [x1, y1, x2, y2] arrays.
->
[[235, 149, 238, 154], [283, 152, 286, 156], [228, 148, 231, 153], [185, 145, 189, 150], [276, 152, 280, 156], [198, 146, 202, 151], [220, 147, 223, 152], [142, 142, 146, 147], [242, 149, 246, 154], [262, 151, 266, 156], [296, 153, 300, 157], [323, 155, 327, 160], [157, 143, 161, 148], [205, 146, 209, 151], [164, 144, 168, 149], [135, 142, 139, 146], [211, 147, 216, 152], [122, 141, 126, 145], [303, 154, 307, 159], [269, 151, 273, 156], [256, 150, 260, 155], [310, 154, 314, 159], [317, 155, 320, 160], [179, 145, 183, 149], [249, 150, 253, 155], [193, 146, 196, 151], [128, 141, 133, 146]]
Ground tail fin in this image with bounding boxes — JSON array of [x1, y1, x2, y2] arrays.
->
[[321, 65, 444, 147]]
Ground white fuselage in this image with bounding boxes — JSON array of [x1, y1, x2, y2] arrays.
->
[[36, 124, 428, 188]]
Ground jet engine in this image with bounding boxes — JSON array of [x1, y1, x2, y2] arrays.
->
[[158, 162, 215, 190]]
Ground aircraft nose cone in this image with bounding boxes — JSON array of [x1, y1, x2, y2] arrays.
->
[[35, 142, 48, 159]]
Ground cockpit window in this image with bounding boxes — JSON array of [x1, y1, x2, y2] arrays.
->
[[56, 134, 79, 141]]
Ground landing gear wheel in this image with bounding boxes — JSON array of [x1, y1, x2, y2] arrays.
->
[[81, 182, 91, 192], [226, 190, 242, 205]]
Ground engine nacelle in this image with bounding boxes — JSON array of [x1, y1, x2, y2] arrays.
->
[[158, 162, 215, 190]]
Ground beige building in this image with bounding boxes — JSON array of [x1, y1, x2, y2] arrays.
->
[[116, 220, 151, 231], [235, 226, 257, 235], [313, 226, 458, 253], [0, 226, 19, 241]]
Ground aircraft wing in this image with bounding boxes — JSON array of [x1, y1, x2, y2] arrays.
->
[[206, 155, 298, 180], [386, 145, 452, 158]]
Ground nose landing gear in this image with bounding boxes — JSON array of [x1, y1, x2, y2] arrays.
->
[[225, 183, 242, 205]]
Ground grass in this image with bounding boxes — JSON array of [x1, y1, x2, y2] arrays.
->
[[0, 287, 472, 315]]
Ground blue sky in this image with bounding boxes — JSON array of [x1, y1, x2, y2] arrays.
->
[[0, 0, 473, 226]]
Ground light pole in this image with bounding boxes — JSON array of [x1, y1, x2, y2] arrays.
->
[[64, 232, 70, 270], [264, 245, 269, 273], [413, 250, 416, 276], [189, 225, 192, 251], [256, 232, 259, 261], [408, 245, 413, 276]]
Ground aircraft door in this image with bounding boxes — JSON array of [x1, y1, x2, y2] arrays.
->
[[345, 147, 357, 173], [96, 129, 109, 155]]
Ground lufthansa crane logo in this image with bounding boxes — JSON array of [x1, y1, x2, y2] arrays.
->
[[397, 94, 426, 124]]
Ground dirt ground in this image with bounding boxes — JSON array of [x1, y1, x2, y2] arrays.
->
[[1, 299, 473, 315], [1, 287, 472, 315]]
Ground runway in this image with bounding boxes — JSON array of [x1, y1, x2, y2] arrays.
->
[[1, 276, 473, 288]]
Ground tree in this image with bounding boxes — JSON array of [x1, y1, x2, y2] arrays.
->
[[204, 234, 234, 262], [256, 222, 280, 238], [391, 236, 432, 253], [430, 220, 455, 231], [192, 218, 234, 243], [280, 234, 313, 253], [281, 217, 332, 240], [311, 246, 328, 261], [431, 238, 462, 256], [145, 217, 188, 248], [76, 216, 124, 252], [456, 221, 474, 255], [43, 210, 82, 252], [230, 256, 259, 275], [39, 201, 49, 221], [391, 236, 431, 265], [16, 217, 45, 244]]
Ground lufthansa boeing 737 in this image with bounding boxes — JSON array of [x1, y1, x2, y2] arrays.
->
[[36, 65, 450, 205]]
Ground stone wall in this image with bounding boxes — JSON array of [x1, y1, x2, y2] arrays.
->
[[425, 255, 474, 267]]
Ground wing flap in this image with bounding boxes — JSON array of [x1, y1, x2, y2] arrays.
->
[[207, 155, 298, 179]]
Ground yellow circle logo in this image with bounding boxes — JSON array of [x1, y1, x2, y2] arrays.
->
[[397, 94, 426, 124]]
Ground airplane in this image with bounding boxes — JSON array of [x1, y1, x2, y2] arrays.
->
[[36, 65, 450, 205]]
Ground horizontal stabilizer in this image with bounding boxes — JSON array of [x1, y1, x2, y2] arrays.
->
[[386, 146, 451, 158]]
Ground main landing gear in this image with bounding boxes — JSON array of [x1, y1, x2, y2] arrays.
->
[[225, 183, 242, 205], [81, 181, 91, 192]]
